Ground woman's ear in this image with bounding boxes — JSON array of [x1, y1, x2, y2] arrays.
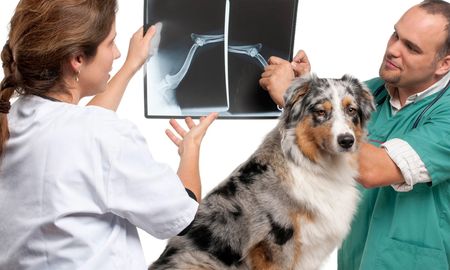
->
[[65, 53, 85, 84], [68, 53, 84, 73]]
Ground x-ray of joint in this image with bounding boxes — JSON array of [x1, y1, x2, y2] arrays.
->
[[144, 0, 298, 118]]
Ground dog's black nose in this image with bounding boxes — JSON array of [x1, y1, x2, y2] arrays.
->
[[338, 134, 355, 149]]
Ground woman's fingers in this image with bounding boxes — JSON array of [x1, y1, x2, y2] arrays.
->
[[165, 113, 218, 156], [165, 129, 180, 146], [169, 118, 187, 137], [185, 117, 195, 130]]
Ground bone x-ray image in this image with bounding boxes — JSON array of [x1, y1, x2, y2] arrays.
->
[[144, 0, 298, 118]]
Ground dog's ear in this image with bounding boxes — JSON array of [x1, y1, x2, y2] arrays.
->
[[283, 73, 315, 108], [359, 83, 376, 127], [341, 74, 375, 127]]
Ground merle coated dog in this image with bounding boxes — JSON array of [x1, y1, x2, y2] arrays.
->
[[150, 74, 375, 270]]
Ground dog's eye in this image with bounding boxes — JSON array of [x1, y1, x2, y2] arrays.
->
[[314, 109, 326, 117], [347, 107, 357, 116]]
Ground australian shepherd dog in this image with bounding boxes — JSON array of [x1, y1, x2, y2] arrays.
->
[[150, 74, 375, 270]]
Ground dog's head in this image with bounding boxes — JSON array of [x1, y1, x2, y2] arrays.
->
[[279, 73, 375, 164]]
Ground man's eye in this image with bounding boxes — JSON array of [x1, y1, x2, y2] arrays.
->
[[406, 44, 419, 54]]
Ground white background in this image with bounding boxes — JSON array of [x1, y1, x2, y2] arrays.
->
[[1, 0, 417, 269]]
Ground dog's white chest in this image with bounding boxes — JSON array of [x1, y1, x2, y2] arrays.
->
[[288, 162, 360, 269]]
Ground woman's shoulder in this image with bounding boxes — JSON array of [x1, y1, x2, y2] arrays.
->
[[72, 105, 140, 139], [19, 95, 140, 140], [10, 95, 143, 147]]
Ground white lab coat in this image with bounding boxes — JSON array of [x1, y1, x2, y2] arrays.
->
[[0, 95, 198, 269]]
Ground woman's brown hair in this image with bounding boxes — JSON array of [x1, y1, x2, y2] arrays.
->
[[0, 0, 118, 157]]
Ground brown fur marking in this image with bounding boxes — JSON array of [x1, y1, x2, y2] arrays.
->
[[342, 96, 354, 109], [290, 213, 302, 269], [323, 100, 332, 112], [249, 241, 278, 270], [295, 116, 333, 163], [295, 117, 319, 162], [291, 82, 310, 105]]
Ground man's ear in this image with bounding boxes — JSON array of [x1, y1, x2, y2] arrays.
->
[[436, 54, 450, 76]]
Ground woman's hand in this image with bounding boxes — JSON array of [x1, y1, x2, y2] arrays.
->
[[122, 25, 156, 74], [166, 113, 218, 156], [165, 112, 218, 201]]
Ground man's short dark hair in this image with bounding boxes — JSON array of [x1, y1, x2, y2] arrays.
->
[[419, 0, 450, 58]]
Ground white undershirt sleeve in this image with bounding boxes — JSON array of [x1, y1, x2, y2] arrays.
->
[[381, 138, 431, 192]]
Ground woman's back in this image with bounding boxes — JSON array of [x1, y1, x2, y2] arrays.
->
[[0, 95, 199, 269], [0, 95, 148, 269]]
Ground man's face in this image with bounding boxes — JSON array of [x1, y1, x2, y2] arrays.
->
[[379, 6, 447, 92]]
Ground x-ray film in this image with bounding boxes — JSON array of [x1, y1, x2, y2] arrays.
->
[[144, 0, 298, 118]]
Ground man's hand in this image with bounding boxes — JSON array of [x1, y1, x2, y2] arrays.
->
[[259, 50, 311, 107], [259, 56, 295, 107], [291, 50, 311, 77]]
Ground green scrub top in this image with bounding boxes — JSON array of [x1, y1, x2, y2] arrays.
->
[[338, 77, 450, 270]]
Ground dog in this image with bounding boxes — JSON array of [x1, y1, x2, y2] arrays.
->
[[149, 74, 375, 270]]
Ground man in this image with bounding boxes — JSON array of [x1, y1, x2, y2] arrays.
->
[[260, 0, 450, 269]]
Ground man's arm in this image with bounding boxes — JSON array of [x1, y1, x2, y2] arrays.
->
[[357, 143, 405, 188]]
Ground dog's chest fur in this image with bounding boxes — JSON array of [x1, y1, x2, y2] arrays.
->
[[286, 159, 359, 269]]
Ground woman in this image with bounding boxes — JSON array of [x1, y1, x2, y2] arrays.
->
[[0, 0, 217, 269]]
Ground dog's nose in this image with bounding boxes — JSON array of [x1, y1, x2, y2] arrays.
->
[[338, 134, 354, 149]]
